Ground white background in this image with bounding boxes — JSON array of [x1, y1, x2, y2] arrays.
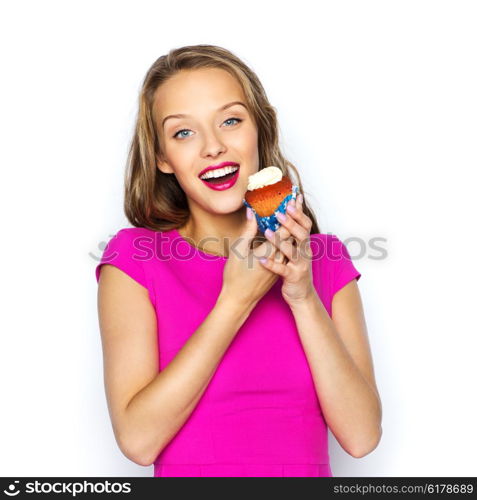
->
[[1, 0, 476, 477]]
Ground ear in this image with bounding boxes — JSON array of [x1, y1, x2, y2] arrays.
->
[[156, 155, 174, 175]]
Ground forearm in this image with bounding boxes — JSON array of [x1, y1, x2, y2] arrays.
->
[[122, 294, 255, 466], [289, 291, 382, 458]]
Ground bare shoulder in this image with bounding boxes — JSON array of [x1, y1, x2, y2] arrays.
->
[[331, 279, 379, 396], [97, 264, 158, 448]]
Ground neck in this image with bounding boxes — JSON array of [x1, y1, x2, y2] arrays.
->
[[178, 205, 249, 258], [179, 203, 251, 257]]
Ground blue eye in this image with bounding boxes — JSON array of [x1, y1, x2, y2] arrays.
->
[[172, 117, 242, 139], [173, 129, 192, 139], [224, 117, 242, 126]]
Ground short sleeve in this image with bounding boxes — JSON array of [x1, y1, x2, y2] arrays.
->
[[95, 229, 148, 289], [330, 234, 361, 297]]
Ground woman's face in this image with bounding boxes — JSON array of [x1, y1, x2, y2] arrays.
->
[[154, 67, 260, 215]]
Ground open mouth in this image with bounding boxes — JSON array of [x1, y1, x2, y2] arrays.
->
[[199, 166, 239, 184]]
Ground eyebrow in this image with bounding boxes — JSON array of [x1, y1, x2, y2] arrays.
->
[[161, 101, 248, 128]]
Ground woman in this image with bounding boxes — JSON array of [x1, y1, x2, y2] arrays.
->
[[95, 44, 382, 477]]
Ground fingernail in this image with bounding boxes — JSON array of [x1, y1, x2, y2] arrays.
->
[[276, 211, 287, 220], [298, 194, 304, 204], [264, 228, 274, 238], [286, 204, 296, 213], [246, 207, 253, 220]]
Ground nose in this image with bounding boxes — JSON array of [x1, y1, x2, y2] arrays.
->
[[201, 129, 227, 158]]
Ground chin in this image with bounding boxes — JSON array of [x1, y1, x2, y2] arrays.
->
[[210, 198, 244, 215]]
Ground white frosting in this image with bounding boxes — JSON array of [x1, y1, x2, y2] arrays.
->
[[247, 166, 283, 190]]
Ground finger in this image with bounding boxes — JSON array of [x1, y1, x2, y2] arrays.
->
[[237, 206, 259, 254], [286, 194, 312, 234], [274, 195, 308, 241], [278, 249, 290, 265], [275, 218, 291, 240], [289, 194, 314, 258], [275, 226, 296, 251], [254, 236, 284, 263], [264, 228, 297, 261], [272, 242, 290, 265], [274, 199, 296, 240], [275, 207, 311, 243], [259, 254, 288, 277], [274, 226, 296, 257]]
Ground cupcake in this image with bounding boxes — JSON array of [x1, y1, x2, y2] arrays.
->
[[243, 166, 299, 234]]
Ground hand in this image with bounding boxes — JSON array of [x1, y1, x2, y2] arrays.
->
[[220, 207, 286, 309], [260, 194, 316, 306]]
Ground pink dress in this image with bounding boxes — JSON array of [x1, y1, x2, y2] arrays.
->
[[95, 228, 361, 477]]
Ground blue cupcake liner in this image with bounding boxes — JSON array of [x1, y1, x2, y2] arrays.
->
[[243, 184, 299, 234]]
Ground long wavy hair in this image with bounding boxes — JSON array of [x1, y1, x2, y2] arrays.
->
[[123, 44, 320, 235]]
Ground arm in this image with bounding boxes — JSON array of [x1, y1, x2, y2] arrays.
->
[[289, 280, 382, 458], [97, 264, 255, 467]]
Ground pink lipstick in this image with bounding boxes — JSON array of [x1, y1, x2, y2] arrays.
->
[[199, 162, 240, 191]]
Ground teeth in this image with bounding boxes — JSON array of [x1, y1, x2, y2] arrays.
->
[[200, 166, 238, 180]]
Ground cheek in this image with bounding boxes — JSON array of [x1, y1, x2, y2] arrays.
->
[[164, 140, 189, 157], [173, 172, 198, 198], [162, 142, 198, 171], [233, 125, 259, 153]]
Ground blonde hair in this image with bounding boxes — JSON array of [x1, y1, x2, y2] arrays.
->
[[124, 44, 320, 234]]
